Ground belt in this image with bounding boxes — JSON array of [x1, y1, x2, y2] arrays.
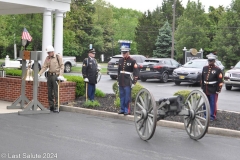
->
[[120, 71, 132, 75], [49, 72, 58, 76], [204, 81, 217, 84]]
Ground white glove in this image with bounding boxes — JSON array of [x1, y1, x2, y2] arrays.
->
[[84, 78, 89, 82], [131, 84, 135, 88], [97, 67, 101, 71], [38, 74, 41, 77], [57, 76, 65, 81]]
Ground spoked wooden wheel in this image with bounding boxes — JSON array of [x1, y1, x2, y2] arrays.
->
[[183, 90, 210, 140], [134, 88, 157, 140]]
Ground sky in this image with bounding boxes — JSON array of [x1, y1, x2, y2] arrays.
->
[[101, 0, 231, 12]]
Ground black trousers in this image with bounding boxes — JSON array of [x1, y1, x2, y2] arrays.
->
[[47, 75, 58, 108]]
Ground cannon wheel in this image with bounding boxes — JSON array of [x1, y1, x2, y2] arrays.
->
[[134, 88, 157, 140], [183, 90, 210, 140]]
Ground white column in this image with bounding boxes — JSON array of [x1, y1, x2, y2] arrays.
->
[[42, 9, 53, 64], [54, 10, 64, 56]]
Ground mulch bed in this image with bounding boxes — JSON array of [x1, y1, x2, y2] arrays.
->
[[63, 94, 240, 131]]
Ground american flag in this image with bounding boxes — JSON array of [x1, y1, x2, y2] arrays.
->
[[21, 28, 32, 42]]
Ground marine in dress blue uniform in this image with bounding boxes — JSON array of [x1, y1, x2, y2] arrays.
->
[[82, 49, 98, 101], [201, 53, 223, 121], [117, 47, 139, 115]]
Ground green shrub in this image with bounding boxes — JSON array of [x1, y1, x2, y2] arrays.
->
[[113, 82, 144, 107], [114, 91, 121, 107], [64, 75, 85, 97], [114, 96, 120, 107], [173, 90, 191, 102], [112, 81, 118, 94], [5, 69, 22, 76], [131, 82, 144, 101], [95, 88, 106, 97], [83, 100, 100, 107]]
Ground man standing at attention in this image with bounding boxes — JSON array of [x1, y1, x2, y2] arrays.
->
[[201, 53, 223, 121], [117, 46, 139, 115], [82, 48, 98, 101]]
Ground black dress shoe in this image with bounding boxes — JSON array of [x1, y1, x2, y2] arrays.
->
[[118, 112, 124, 114], [49, 107, 54, 111], [124, 113, 128, 116], [53, 107, 59, 112]]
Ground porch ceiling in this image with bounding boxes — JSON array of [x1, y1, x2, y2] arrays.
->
[[0, 0, 71, 15]]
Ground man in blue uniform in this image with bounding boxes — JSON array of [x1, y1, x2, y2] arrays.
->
[[82, 48, 98, 101], [117, 46, 139, 115], [201, 53, 223, 121]]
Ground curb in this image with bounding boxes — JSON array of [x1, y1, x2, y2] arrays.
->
[[60, 105, 240, 139]]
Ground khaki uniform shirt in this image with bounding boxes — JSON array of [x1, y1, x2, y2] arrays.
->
[[39, 53, 64, 76]]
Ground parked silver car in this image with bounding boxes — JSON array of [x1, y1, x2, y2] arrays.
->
[[173, 59, 225, 85]]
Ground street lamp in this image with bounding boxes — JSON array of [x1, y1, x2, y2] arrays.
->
[[171, 0, 176, 59]]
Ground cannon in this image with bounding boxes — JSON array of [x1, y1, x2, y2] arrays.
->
[[134, 88, 210, 140]]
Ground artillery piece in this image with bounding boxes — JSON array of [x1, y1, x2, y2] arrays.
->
[[134, 88, 210, 140]]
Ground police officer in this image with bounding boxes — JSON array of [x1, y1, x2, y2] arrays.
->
[[201, 53, 223, 121], [82, 48, 98, 101], [38, 45, 64, 112], [117, 46, 139, 115]]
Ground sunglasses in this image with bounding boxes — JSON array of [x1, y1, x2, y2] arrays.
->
[[122, 51, 128, 54], [208, 59, 214, 62]]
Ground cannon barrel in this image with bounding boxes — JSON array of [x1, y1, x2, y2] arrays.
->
[[158, 95, 184, 105]]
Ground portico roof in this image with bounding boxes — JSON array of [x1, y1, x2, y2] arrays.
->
[[0, 0, 71, 15]]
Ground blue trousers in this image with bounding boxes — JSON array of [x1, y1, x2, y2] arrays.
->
[[119, 86, 131, 114], [204, 94, 218, 120], [87, 83, 96, 101]]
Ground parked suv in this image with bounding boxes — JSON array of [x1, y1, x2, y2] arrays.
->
[[139, 58, 181, 83], [224, 61, 240, 90], [107, 54, 146, 79]]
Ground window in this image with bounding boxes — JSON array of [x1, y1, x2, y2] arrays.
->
[[110, 56, 122, 63], [171, 59, 179, 67], [164, 60, 172, 66]]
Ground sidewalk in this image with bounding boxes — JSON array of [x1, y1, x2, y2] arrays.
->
[[0, 100, 21, 114]]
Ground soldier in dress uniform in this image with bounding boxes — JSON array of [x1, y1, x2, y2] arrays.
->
[[82, 48, 98, 101], [201, 53, 223, 121], [117, 46, 139, 115], [38, 45, 64, 112]]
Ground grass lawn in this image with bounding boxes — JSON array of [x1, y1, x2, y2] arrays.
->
[[71, 66, 107, 74]]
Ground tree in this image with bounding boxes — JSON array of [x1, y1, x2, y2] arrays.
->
[[175, 0, 210, 62], [111, 7, 142, 55], [64, 0, 95, 59], [153, 21, 172, 58], [92, 0, 114, 61], [205, 6, 225, 53], [135, 10, 158, 57], [161, 0, 184, 27], [212, 0, 240, 68], [0, 15, 12, 58]]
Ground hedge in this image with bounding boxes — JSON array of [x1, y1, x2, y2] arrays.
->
[[173, 90, 191, 102], [64, 75, 85, 97], [113, 82, 144, 107], [5, 68, 22, 76]]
